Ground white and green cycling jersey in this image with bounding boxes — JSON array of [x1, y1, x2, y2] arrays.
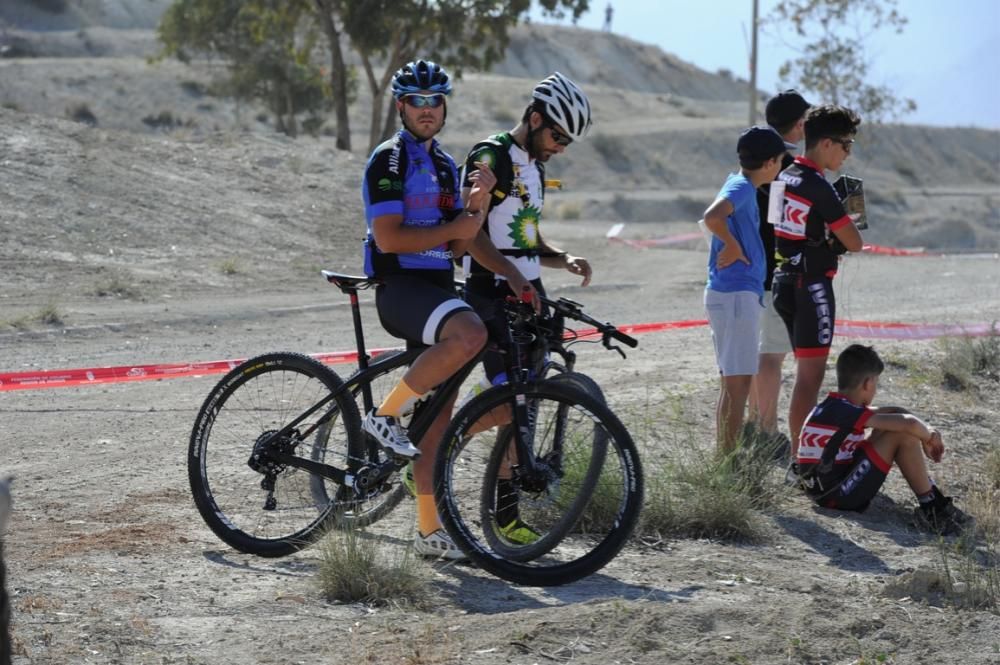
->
[[461, 132, 545, 282]]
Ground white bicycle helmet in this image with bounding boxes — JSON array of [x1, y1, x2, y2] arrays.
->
[[531, 72, 592, 141]]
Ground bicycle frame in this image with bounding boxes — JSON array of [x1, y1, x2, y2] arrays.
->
[[256, 271, 636, 495], [253, 274, 484, 490]]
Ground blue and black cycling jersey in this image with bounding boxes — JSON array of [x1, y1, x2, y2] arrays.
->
[[362, 129, 464, 277]]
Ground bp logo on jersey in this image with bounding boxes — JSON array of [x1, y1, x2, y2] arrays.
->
[[508, 205, 541, 250]]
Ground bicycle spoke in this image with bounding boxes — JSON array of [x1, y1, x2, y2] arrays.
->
[[436, 380, 642, 586]]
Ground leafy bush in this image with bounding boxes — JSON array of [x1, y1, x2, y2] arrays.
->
[[218, 258, 242, 276], [625, 400, 785, 543]]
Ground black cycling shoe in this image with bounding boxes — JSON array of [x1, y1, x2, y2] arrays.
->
[[914, 490, 972, 536]]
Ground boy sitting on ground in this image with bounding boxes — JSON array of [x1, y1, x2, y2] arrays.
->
[[795, 344, 970, 535]]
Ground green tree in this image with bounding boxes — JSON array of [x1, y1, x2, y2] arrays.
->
[[317, 0, 589, 152], [765, 0, 916, 122], [158, 0, 333, 137], [159, 0, 588, 150]]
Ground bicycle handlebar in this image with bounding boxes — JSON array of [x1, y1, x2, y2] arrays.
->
[[503, 293, 639, 357]]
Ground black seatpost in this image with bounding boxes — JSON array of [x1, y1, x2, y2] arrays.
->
[[349, 291, 370, 371]]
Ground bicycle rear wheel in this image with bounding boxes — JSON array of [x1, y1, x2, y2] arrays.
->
[[188, 352, 361, 557], [435, 379, 643, 586]]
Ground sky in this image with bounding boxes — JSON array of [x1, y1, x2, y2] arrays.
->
[[531, 0, 1000, 129]]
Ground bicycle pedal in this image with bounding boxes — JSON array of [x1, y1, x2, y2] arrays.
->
[[382, 444, 421, 461]]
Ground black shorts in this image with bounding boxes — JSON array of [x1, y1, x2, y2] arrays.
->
[[464, 276, 557, 383], [375, 271, 473, 347], [803, 441, 890, 511], [772, 274, 836, 359]]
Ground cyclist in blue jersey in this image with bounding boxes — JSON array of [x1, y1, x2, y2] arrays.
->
[[361, 60, 530, 559]]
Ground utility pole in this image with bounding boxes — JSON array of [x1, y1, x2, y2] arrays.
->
[[749, 0, 759, 125]]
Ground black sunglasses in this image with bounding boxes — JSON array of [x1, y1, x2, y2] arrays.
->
[[828, 137, 855, 153], [541, 117, 573, 146], [402, 94, 446, 109]]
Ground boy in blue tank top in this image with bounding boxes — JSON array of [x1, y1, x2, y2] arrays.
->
[[700, 126, 786, 453]]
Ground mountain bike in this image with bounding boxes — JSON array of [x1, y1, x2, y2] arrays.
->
[[434, 290, 644, 585], [188, 271, 643, 586]]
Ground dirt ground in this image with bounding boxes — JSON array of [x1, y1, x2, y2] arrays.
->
[[3, 147, 1000, 663], [1, 12, 1000, 663]]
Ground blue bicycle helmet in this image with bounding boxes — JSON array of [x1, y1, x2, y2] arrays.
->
[[391, 60, 452, 99]]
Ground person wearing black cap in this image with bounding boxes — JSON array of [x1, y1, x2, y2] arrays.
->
[[747, 90, 811, 453], [700, 126, 787, 454], [772, 104, 864, 461]]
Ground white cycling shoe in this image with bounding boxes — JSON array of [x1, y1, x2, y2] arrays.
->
[[413, 529, 467, 561], [362, 411, 420, 459]]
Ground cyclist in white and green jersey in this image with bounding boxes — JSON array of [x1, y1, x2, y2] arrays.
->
[[458, 72, 594, 544]]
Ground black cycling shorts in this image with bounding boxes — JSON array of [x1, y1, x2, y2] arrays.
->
[[375, 271, 473, 346], [772, 274, 836, 359], [805, 441, 890, 512], [464, 276, 556, 383]]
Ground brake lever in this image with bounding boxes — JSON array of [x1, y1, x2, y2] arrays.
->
[[603, 333, 627, 359]]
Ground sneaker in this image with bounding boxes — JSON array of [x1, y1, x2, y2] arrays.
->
[[784, 462, 803, 487], [915, 493, 973, 536], [413, 529, 467, 561], [402, 462, 416, 497], [499, 519, 541, 545], [764, 431, 792, 463], [362, 411, 420, 459]]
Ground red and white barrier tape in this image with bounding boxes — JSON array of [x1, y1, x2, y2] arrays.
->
[[3, 319, 996, 392], [606, 226, 997, 260], [608, 232, 704, 249], [0, 347, 399, 392], [835, 320, 998, 340], [861, 243, 930, 256]]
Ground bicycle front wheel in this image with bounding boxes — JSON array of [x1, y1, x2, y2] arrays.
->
[[435, 379, 643, 586], [188, 352, 361, 557]]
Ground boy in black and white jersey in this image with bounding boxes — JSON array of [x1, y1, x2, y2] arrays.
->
[[796, 344, 970, 535], [772, 104, 864, 458]]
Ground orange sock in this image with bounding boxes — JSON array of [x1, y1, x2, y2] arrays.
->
[[416, 494, 441, 536], [376, 378, 422, 418]]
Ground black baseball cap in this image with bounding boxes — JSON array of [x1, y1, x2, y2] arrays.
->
[[765, 90, 811, 129], [737, 126, 786, 162]]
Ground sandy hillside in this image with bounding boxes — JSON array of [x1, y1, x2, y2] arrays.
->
[[2, 3, 1000, 664]]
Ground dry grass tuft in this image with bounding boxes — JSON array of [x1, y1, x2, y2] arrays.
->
[[317, 527, 431, 608]]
